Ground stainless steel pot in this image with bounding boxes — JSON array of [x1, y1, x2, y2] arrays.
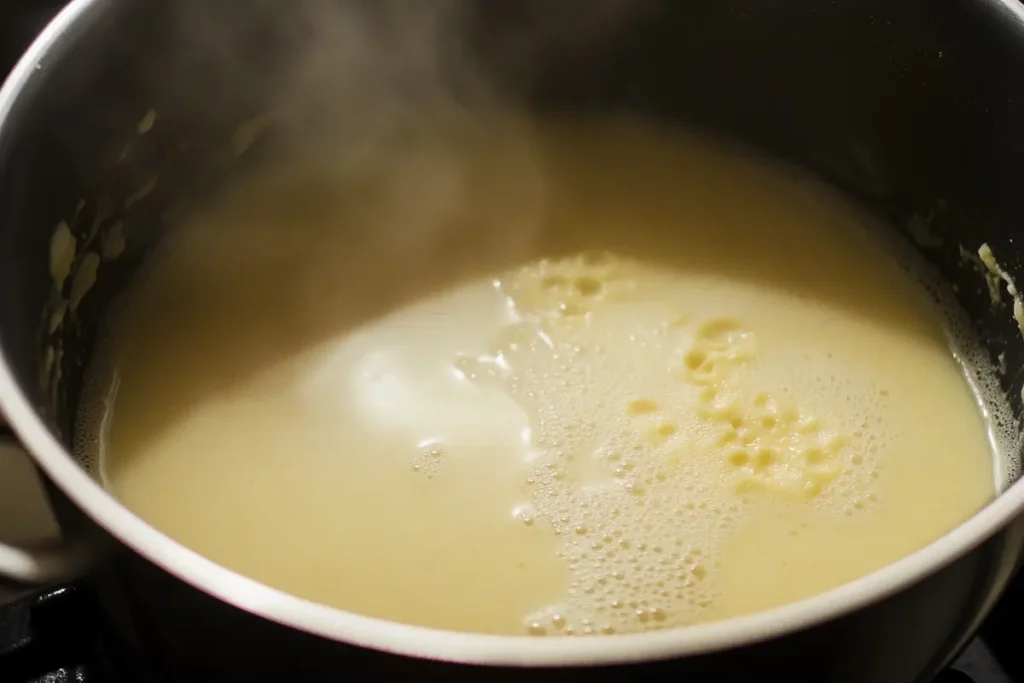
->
[[1, 0, 1024, 680]]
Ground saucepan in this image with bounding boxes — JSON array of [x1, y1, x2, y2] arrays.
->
[[1, 0, 1024, 680]]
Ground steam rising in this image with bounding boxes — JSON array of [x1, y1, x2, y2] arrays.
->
[[147, 0, 661, 326], [75, 0, 665, 477]]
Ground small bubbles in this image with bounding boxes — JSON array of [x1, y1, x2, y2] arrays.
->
[[796, 416, 820, 434], [496, 250, 902, 637], [411, 442, 446, 478], [625, 481, 646, 496], [527, 622, 547, 636], [559, 301, 583, 317], [698, 386, 719, 404], [513, 503, 537, 526]]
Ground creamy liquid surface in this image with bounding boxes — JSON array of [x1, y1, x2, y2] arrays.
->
[[78, 119, 999, 637]]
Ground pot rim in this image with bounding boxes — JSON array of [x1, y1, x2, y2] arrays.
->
[[3, 0, 1024, 667]]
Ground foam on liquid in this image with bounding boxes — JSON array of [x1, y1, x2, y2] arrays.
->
[[76, 119, 1007, 637]]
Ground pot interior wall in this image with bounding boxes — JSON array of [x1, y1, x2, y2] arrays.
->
[[0, 0, 1022, 487]]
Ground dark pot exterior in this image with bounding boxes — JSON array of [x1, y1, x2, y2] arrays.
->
[[3, 0, 1024, 680]]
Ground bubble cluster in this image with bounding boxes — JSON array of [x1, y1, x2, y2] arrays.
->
[[410, 441, 446, 478], [864, 221, 1020, 490], [476, 254, 744, 635], [451, 251, 920, 636]]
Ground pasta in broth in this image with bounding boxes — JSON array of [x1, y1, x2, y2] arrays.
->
[[76, 119, 1005, 636]]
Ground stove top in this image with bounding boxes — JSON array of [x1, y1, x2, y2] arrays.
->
[[0, 581, 1016, 683]]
